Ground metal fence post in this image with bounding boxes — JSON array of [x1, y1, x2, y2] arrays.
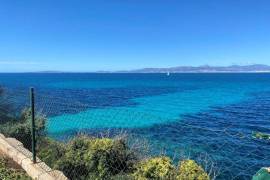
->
[[30, 87, 36, 163]]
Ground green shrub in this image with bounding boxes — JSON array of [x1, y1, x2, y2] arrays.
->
[[52, 136, 136, 180], [37, 137, 66, 168], [0, 108, 46, 150], [176, 160, 209, 180], [0, 157, 31, 180], [111, 173, 134, 180], [133, 156, 176, 180]]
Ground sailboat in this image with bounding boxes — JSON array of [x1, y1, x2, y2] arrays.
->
[[167, 72, 170, 76]]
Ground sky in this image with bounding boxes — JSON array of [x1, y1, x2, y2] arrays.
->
[[0, 0, 270, 72]]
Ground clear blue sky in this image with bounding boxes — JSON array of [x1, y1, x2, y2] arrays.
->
[[0, 0, 270, 72]]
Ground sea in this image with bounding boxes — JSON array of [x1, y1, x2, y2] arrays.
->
[[0, 73, 270, 179]]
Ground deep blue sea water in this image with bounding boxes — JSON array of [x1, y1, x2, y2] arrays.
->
[[0, 73, 270, 179]]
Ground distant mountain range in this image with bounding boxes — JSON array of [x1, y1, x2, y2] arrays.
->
[[32, 64, 270, 73], [117, 64, 270, 73]]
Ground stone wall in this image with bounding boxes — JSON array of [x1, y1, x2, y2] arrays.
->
[[0, 133, 68, 180]]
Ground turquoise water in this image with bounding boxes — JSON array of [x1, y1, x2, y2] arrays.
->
[[48, 84, 249, 132], [48, 76, 268, 133], [1, 73, 270, 179]]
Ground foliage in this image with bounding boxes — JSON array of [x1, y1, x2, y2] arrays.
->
[[176, 160, 209, 180], [0, 157, 31, 180], [0, 108, 46, 150], [111, 173, 134, 180], [133, 156, 176, 180], [39, 135, 137, 180], [37, 137, 66, 168], [38, 136, 211, 180]]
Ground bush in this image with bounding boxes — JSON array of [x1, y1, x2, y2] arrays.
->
[[0, 108, 46, 150], [45, 135, 137, 180], [111, 173, 134, 180], [0, 157, 31, 180], [176, 160, 209, 180], [133, 156, 176, 180], [37, 137, 66, 168], [38, 136, 211, 180]]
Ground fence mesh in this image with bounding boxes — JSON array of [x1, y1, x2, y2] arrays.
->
[[0, 86, 269, 180]]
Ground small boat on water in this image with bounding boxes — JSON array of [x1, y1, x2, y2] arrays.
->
[[167, 72, 170, 76]]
